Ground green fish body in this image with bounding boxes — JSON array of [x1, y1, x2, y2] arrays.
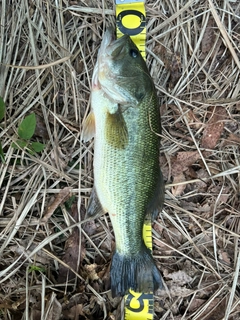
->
[[82, 28, 164, 297]]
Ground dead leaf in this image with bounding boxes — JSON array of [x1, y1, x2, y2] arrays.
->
[[44, 293, 62, 320], [201, 122, 224, 149], [30, 308, 41, 320], [35, 114, 49, 139], [62, 304, 86, 320], [164, 270, 193, 284], [41, 187, 72, 223], [170, 151, 201, 196], [172, 173, 186, 196], [218, 250, 231, 265], [158, 284, 192, 298], [168, 286, 192, 297], [188, 298, 206, 313], [163, 227, 183, 246], [184, 108, 203, 129], [169, 52, 181, 87], [201, 18, 215, 54], [155, 44, 182, 88], [201, 106, 227, 149], [222, 132, 240, 146], [176, 151, 200, 166], [58, 203, 85, 283], [83, 263, 99, 281], [171, 151, 200, 177], [168, 129, 193, 142], [10, 243, 50, 265], [194, 297, 227, 320]]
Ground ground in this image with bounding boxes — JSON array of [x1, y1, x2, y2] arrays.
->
[[0, 0, 240, 319]]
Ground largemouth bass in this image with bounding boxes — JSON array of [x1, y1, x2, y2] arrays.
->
[[82, 28, 164, 297]]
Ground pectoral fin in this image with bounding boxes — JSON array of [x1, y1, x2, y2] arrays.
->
[[147, 171, 165, 220], [81, 111, 95, 142], [105, 109, 128, 149], [86, 186, 105, 218]]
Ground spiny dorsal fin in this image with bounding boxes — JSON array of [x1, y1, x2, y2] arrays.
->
[[81, 111, 95, 142]]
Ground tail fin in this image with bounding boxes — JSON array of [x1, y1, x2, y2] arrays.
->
[[110, 245, 162, 297]]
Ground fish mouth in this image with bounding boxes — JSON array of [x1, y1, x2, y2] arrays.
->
[[92, 28, 128, 93], [98, 28, 115, 55], [99, 28, 127, 59]]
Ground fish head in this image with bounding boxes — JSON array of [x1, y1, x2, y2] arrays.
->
[[93, 28, 154, 106]]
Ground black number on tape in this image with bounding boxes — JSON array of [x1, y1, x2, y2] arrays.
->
[[125, 292, 152, 313], [117, 10, 146, 36]]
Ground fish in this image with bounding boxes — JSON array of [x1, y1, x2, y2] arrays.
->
[[81, 28, 164, 297]]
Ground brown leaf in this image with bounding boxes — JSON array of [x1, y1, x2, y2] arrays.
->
[[188, 298, 206, 313], [184, 108, 203, 130], [163, 227, 183, 246], [169, 51, 181, 87], [41, 187, 71, 223], [155, 44, 172, 69], [58, 203, 85, 283], [201, 122, 224, 149], [165, 270, 193, 284], [62, 304, 86, 320], [222, 132, 240, 146], [194, 297, 227, 320], [10, 243, 50, 265], [155, 45, 181, 87], [44, 293, 62, 320], [35, 114, 49, 139], [171, 151, 200, 177], [201, 18, 215, 54], [158, 284, 192, 298], [171, 173, 186, 196], [170, 151, 201, 196], [168, 129, 193, 142], [201, 106, 227, 149], [218, 250, 231, 265]]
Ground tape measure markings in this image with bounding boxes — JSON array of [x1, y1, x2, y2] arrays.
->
[[115, 1, 154, 320], [116, 2, 146, 59]]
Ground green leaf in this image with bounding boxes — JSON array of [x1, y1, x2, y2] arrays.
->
[[12, 139, 28, 150], [18, 113, 36, 140], [0, 97, 5, 121], [28, 265, 46, 273], [31, 142, 45, 152], [0, 141, 5, 162]]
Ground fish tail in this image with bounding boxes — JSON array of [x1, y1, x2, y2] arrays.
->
[[110, 245, 162, 297]]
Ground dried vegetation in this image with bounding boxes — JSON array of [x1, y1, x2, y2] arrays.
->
[[0, 0, 240, 319]]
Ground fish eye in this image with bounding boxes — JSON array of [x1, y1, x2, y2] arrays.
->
[[129, 48, 138, 58]]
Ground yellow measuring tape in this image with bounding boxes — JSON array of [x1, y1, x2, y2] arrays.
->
[[116, 0, 146, 59], [115, 1, 154, 319]]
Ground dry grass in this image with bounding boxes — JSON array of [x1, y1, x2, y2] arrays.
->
[[0, 0, 240, 319]]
